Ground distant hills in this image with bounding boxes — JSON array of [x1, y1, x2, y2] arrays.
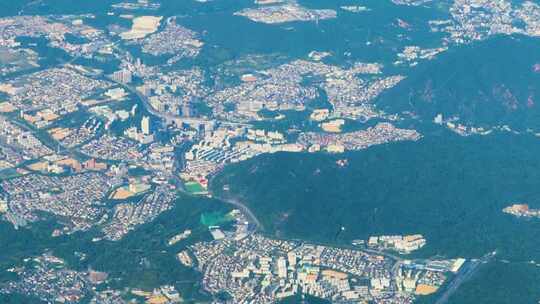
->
[[378, 36, 540, 130], [211, 132, 540, 262]]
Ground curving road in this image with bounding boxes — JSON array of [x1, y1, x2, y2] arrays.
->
[[116, 75, 261, 231], [216, 195, 264, 232]]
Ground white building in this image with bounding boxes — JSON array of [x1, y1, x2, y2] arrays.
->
[[141, 116, 151, 135]]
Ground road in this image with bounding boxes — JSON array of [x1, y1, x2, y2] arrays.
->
[[361, 247, 403, 277], [118, 76, 263, 231], [217, 195, 264, 232], [434, 251, 497, 304], [61, 44, 261, 232], [117, 80, 250, 128], [168, 140, 263, 232], [58, 40, 208, 127]]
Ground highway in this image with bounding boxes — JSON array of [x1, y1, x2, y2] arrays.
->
[[115, 79, 250, 128], [216, 195, 264, 232], [434, 251, 497, 304], [167, 160, 265, 233], [115, 73, 263, 231], [206, 173, 264, 232], [60, 39, 244, 128], [59, 44, 260, 233], [170, 140, 263, 232]]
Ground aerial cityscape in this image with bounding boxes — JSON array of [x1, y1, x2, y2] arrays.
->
[[0, 0, 540, 303]]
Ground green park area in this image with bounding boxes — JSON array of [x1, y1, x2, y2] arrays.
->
[[200, 211, 234, 227], [184, 181, 208, 195]]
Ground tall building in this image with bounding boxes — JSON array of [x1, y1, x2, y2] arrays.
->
[[182, 103, 191, 117], [141, 116, 150, 135], [130, 104, 137, 116], [277, 257, 287, 278], [112, 69, 132, 84], [287, 252, 297, 267], [149, 96, 165, 112]]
